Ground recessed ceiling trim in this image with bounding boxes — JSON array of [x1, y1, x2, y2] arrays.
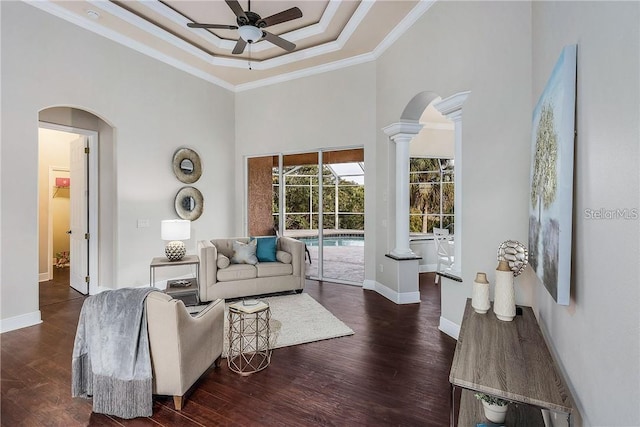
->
[[247, 1, 375, 70], [235, 1, 433, 90], [136, 0, 230, 50], [282, 0, 340, 41], [86, 0, 373, 70], [140, 0, 343, 54], [27, 0, 435, 92], [25, 1, 235, 91], [87, 0, 216, 63]]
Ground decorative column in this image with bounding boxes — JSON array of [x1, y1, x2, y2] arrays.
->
[[434, 91, 470, 274], [382, 121, 424, 257]]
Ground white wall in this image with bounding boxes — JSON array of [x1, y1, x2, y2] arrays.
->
[[3, 2, 638, 424], [234, 62, 378, 280], [376, 0, 534, 320], [1, 1, 235, 330], [532, 2, 640, 425], [235, 1, 534, 307]]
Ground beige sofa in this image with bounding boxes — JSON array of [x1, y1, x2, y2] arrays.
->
[[198, 236, 306, 301], [146, 292, 224, 410]]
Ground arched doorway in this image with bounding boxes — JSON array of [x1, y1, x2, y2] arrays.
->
[[373, 91, 469, 306], [388, 90, 469, 276], [38, 106, 116, 297]]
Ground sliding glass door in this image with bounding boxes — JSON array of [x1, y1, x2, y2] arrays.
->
[[246, 148, 364, 285], [318, 151, 364, 284]]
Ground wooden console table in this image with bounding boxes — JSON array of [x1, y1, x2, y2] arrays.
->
[[449, 299, 574, 426]]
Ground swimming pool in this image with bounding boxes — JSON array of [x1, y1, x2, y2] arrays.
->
[[299, 236, 365, 247]]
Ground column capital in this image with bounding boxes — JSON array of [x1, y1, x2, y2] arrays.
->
[[382, 121, 424, 141], [433, 91, 470, 121]]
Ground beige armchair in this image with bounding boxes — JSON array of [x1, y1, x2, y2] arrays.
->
[[145, 292, 224, 410]]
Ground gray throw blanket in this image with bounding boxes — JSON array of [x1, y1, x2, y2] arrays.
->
[[72, 287, 156, 419]]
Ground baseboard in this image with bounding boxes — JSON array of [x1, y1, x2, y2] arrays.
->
[[397, 291, 421, 304], [362, 279, 376, 290], [363, 280, 420, 304], [1, 310, 43, 333], [38, 272, 50, 282], [439, 316, 460, 340]]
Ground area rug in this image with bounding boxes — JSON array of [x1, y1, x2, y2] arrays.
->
[[188, 293, 354, 356]]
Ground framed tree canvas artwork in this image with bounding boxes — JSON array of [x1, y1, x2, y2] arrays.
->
[[529, 44, 577, 305]]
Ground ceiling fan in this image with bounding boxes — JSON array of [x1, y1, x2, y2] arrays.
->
[[187, 0, 303, 55]]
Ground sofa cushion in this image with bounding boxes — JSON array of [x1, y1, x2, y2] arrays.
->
[[217, 264, 257, 282], [217, 254, 230, 269], [231, 240, 258, 265], [211, 238, 249, 258], [253, 236, 277, 262], [276, 250, 292, 264], [256, 262, 293, 278]]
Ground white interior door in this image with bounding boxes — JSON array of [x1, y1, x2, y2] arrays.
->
[[70, 136, 89, 294]]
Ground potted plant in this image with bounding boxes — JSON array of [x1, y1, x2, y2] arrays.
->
[[474, 393, 509, 423]]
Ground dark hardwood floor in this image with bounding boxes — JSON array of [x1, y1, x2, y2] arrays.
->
[[2, 269, 457, 426]]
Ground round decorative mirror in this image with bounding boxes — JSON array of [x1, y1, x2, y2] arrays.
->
[[180, 159, 194, 174], [175, 187, 203, 221], [172, 148, 202, 184]]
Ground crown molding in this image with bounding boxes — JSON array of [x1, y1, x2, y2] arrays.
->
[[24, 0, 236, 91], [140, 0, 343, 54], [87, 0, 373, 71], [25, 0, 438, 92], [236, 0, 437, 90]]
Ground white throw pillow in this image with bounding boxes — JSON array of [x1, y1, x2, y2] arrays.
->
[[231, 240, 258, 265], [217, 253, 230, 269], [276, 250, 292, 264]]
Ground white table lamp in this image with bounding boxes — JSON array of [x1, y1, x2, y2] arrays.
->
[[161, 219, 191, 261]]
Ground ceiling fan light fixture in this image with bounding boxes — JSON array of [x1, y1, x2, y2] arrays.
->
[[238, 25, 263, 44]]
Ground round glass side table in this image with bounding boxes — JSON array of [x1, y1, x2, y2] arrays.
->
[[227, 300, 271, 376]]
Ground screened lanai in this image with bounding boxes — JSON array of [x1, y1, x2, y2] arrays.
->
[[247, 149, 365, 285]]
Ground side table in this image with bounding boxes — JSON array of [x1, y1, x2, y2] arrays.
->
[[149, 255, 200, 305], [227, 301, 271, 376]]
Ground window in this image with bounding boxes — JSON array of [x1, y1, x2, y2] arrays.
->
[[409, 158, 454, 234], [272, 164, 364, 231]]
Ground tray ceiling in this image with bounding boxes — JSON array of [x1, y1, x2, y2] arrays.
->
[[30, 1, 435, 91]]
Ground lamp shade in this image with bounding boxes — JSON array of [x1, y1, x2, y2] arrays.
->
[[161, 219, 191, 241]]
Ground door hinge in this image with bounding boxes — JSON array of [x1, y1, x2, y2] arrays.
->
[[85, 276, 90, 283], [85, 233, 90, 240], [84, 147, 90, 154]]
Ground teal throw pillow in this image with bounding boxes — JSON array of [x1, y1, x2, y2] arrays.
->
[[231, 240, 258, 265], [253, 236, 277, 262]]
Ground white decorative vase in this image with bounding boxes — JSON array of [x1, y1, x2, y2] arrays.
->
[[472, 272, 491, 314], [481, 401, 508, 423], [493, 260, 516, 321]]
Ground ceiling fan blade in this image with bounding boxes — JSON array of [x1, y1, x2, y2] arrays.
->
[[225, 0, 249, 24], [257, 7, 302, 28], [232, 38, 247, 54], [262, 30, 296, 52], [187, 23, 238, 30]]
